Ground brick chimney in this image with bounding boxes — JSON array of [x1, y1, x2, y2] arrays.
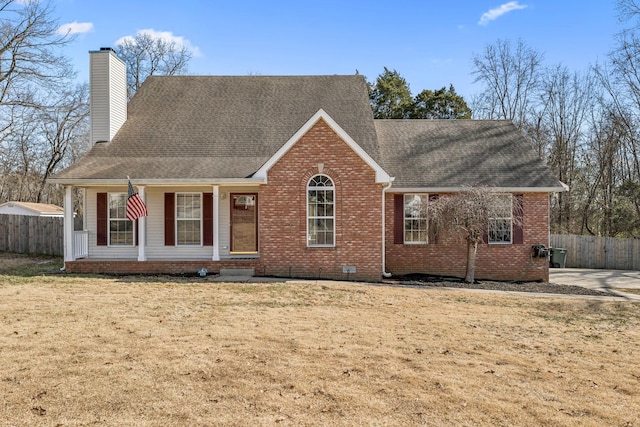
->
[[89, 47, 127, 144]]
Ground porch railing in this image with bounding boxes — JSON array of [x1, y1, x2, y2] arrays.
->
[[73, 230, 89, 259]]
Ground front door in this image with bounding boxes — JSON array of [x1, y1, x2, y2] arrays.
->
[[230, 194, 258, 253]]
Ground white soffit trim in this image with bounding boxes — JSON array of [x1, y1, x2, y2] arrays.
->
[[47, 178, 265, 186], [254, 108, 392, 183], [391, 184, 569, 193]]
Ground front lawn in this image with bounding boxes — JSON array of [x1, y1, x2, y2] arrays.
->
[[1, 254, 639, 425]]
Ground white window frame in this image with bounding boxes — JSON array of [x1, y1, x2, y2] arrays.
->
[[176, 192, 203, 246], [404, 194, 429, 244], [488, 194, 513, 244], [108, 192, 134, 247], [307, 174, 335, 247]]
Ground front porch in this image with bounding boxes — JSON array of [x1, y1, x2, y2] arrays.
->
[[62, 183, 262, 264]]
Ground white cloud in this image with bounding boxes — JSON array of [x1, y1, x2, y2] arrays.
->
[[56, 21, 94, 35], [478, 2, 527, 25], [116, 29, 202, 57]]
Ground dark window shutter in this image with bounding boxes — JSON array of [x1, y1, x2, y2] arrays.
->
[[513, 194, 524, 244], [394, 194, 404, 244], [135, 220, 139, 246], [482, 201, 490, 244], [203, 192, 213, 246], [164, 193, 175, 246], [97, 192, 108, 246], [428, 194, 439, 243]]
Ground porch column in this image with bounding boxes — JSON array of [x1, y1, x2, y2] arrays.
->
[[212, 185, 220, 261], [63, 185, 74, 262], [80, 188, 86, 230], [137, 185, 147, 261]]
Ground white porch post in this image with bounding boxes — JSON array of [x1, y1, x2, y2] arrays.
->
[[80, 188, 86, 230], [212, 185, 220, 261], [137, 185, 147, 261], [63, 185, 74, 262]]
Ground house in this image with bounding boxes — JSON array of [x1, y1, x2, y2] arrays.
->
[[49, 48, 566, 282], [0, 201, 64, 217]]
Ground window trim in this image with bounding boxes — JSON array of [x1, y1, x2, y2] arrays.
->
[[306, 174, 335, 247], [488, 194, 513, 245], [403, 193, 429, 245], [175, 192, 203, 246], [107, 192, 134, 247]]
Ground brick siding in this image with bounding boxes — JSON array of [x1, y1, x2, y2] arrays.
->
[[64, 259, 261, 275], [259, 118, 383, 281], [69, 120, 551, 283], [385, 192, 551, 282]]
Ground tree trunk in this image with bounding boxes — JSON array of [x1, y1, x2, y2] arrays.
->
[[465, 239, 478, 283]]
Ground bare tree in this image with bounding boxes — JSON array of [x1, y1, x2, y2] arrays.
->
[[581, 109, 632, 236], [115, 31, 192, 99], [541, 65, 596, 233], [35, 84, 89, 202], [427, 187, 523, 283], [0, 0, 74, 107], [471, 39, 544, 128], [589, 0, 640, 237], [0, 0, 81, 205]]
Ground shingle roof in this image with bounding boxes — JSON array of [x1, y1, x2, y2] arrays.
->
[[0, 202, 64, 215], [375, 119, 564, 189], [53, 75, 563, 191], [54, 75, 379, 181]]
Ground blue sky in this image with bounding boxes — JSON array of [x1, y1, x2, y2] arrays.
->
[[54, 0, 620, 101]]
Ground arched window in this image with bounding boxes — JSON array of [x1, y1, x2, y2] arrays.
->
[[307, 174, 335, 246]]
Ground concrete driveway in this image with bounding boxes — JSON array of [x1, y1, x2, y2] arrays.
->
[[550, 268, 640, 300]]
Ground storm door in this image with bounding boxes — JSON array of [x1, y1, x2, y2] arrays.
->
[[230, 194, 258, 253]]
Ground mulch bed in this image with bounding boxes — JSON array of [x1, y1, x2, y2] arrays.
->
[[387, 273, 612, 296]]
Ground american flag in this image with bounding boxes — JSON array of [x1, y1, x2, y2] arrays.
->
[[126, 180, 148, 221]]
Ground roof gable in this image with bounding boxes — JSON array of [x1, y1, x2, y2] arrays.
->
[[254, 109, 391, 183]]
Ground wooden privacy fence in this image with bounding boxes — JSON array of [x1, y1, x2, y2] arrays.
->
[[0, 214, 64, 256], [550, 234, 640, 270]]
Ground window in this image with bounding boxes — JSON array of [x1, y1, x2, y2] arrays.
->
[[176, 193, 201, 245], [489, 194, 513, 244], [404, 194, 428, 244], [307, 175, 334, 246], [109, 193, 134, 246]]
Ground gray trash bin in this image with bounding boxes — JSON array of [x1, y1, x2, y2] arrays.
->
[[550, 248, 567, 268]]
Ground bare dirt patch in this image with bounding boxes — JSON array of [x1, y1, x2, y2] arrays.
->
[[1, 265, 639, 426]]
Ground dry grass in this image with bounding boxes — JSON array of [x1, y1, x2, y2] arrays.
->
[[614, 288, 640, 295], [1, 254, 639, 426]]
